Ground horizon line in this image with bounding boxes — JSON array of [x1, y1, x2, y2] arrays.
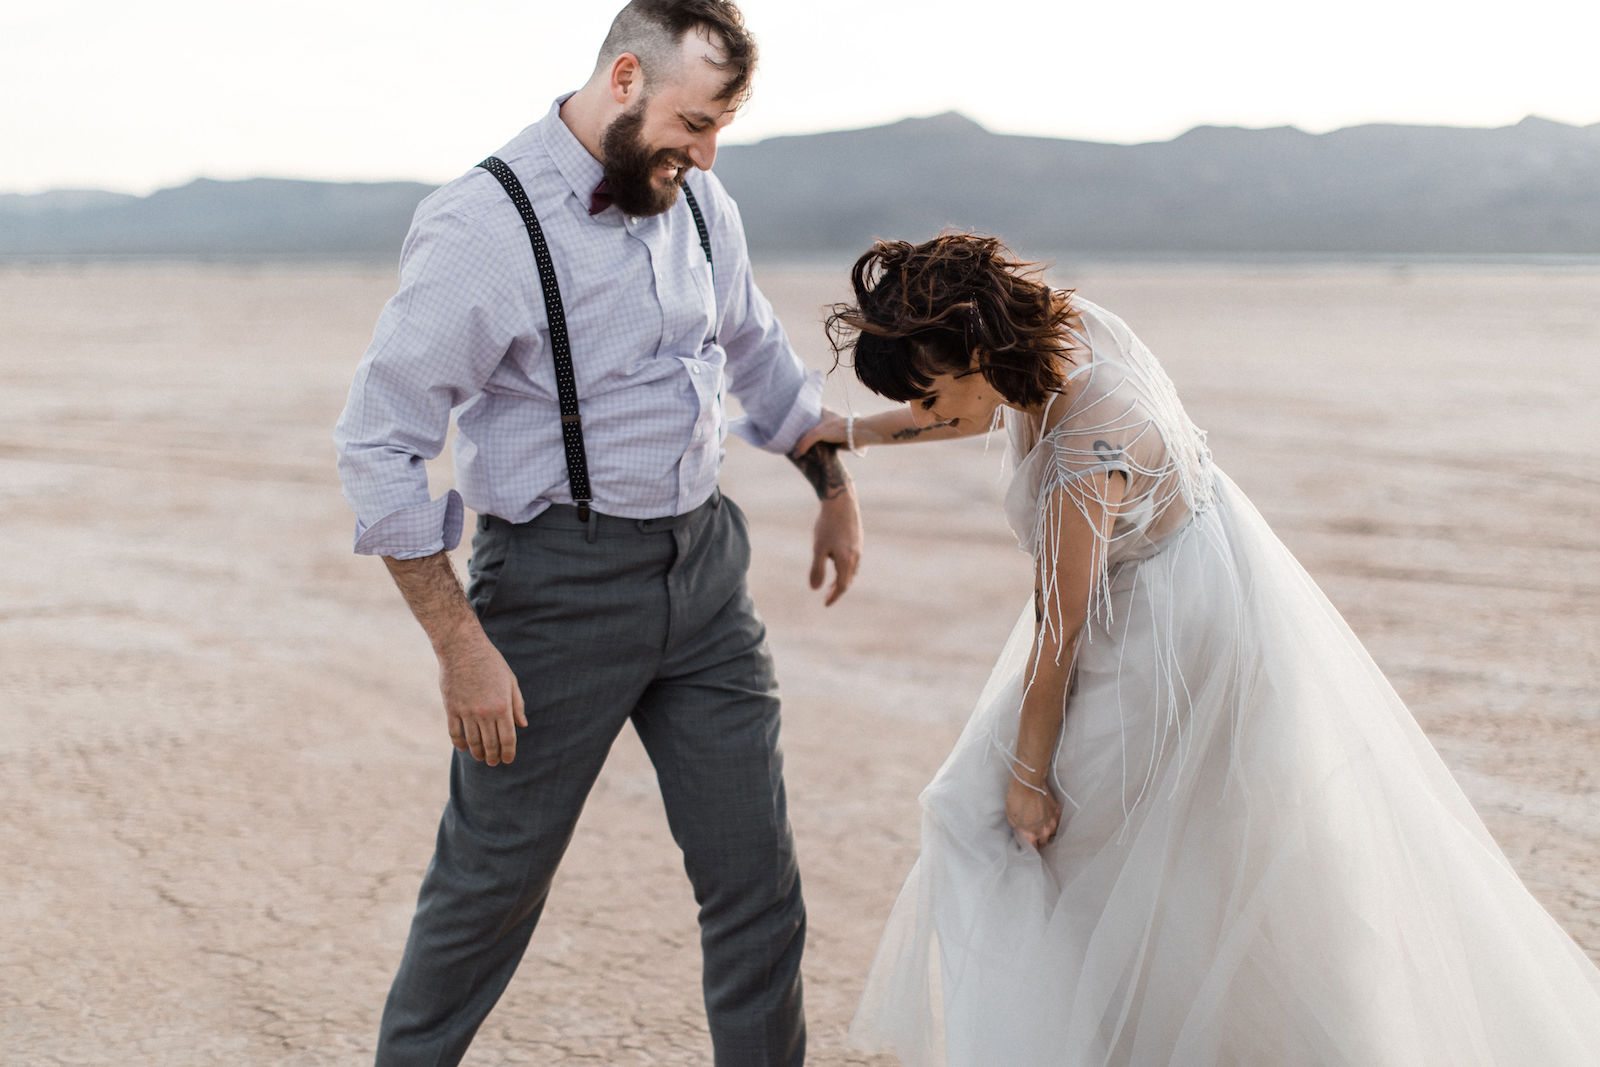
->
[[2, 110, 1594, 201]]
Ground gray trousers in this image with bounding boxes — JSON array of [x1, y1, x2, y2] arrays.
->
[[376, 491, 806, 1066]]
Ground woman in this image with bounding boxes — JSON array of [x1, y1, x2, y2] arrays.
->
[[802, 233, 1600, 1065]]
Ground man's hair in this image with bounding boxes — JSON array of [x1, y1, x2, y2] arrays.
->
[[597, 0, 757, 104]]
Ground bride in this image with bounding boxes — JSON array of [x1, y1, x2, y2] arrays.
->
[[799, 233, 1600, 1065]]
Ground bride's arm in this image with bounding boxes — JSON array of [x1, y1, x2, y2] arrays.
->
[[1007, 470, 1125, 849], [793, 406, 987, 455], [846, 407, 983, 446]]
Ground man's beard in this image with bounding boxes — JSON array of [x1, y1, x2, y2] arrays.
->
[[600, 102, 691, 217]]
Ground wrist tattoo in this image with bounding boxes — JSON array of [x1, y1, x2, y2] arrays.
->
[[790, 441, 849, 500]]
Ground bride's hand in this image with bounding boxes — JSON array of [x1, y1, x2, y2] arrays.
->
[[793, 408, 850, 457], [1006, 778, 1062, 850]]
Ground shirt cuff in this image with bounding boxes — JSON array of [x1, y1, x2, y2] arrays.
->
[[351, 489, 465, 558], [729, 369, 825, 455]]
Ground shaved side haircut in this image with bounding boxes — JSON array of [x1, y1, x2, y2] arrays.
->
[[597, 0, 758, 104]]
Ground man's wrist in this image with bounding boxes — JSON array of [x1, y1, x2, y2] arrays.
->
[[819, 480, 857, 505], [789, 441, 850, 501], [431, 611, 486, 657]]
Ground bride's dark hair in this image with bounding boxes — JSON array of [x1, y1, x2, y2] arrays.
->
[[825, 232, 1076, 409]]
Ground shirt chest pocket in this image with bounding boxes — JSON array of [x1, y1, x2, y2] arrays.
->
[[648, 240, 717, 358], [686, 246, 718, 346]]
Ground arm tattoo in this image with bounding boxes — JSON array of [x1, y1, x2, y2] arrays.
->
[[789, 441, 849, 501], [1034, 582, 1045, 626], [891, 419, 954, 442]]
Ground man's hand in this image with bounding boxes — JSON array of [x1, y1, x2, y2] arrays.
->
[[811, 491, 862, 606], [383, 551, 529, 765], [789, 441, 862, 605], [438, 627, 528, 766]]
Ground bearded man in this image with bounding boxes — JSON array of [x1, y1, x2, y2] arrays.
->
[[333, 3, 860, 1063]]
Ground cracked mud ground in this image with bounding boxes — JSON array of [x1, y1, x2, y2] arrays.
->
[[2, 262, 1595, 1064]]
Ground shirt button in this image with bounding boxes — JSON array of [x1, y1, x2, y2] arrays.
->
[[629, 216, 639, 225], [690, 364, 701, 375]]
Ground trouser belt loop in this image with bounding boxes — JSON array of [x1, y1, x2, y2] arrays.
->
[[582, 505, 599, 543]]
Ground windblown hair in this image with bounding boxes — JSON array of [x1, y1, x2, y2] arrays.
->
[[598, 0, 758, 105], [825, 233, 1076, 410]]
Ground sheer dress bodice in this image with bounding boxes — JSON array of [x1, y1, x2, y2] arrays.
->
[[1004, 296, 1214, 572]]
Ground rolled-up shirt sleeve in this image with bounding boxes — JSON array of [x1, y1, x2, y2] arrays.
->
[[333, 203, 520, 558], [708, 187, 823, 455]]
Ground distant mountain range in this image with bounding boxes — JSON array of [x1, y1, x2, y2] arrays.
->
[[0, 179, 432, 258], [3, 113, 1598, 258]]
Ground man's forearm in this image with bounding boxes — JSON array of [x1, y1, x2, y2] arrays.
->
[[789, 441, 852, 501], [382, 551, 483, 654]]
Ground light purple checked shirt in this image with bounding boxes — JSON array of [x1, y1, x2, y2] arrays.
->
[[334, 96, 823, 560]]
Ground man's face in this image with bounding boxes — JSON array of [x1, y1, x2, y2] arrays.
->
[[599, 30, 740, 217], [599, 100, 693, 217]]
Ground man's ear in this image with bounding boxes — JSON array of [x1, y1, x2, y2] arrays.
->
[[608, 53, 643, 106]]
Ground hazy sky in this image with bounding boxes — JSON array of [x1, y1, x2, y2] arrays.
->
[[4, 0, 1596, 195]]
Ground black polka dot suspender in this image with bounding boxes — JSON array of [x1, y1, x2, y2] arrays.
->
[[476, 156, 713, 529], [476, 156, 592, 522], [681, 183, 713, 266]]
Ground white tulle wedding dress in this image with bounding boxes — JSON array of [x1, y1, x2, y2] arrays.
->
[[850, 297, 1600, 1065]]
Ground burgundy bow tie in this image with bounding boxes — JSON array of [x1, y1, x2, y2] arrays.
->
[[588, 178, 613, 216]]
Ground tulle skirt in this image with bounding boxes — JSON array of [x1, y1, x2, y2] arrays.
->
[[851, 469, 1600, 1065]]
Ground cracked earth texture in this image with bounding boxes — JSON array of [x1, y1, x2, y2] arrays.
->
[[1, 261, 1595, 1063]]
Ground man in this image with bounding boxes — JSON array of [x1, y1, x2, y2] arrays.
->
[[332, 2, 861, 1063]]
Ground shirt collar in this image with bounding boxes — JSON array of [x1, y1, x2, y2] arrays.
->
[[538, 93, 606, 210]]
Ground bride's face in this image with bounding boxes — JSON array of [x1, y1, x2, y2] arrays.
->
[[909, 360, 999, 431]]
